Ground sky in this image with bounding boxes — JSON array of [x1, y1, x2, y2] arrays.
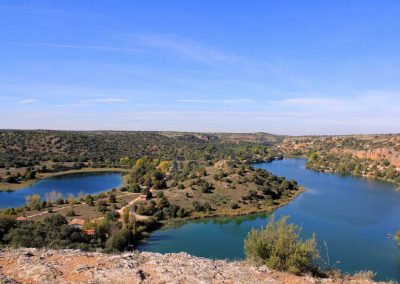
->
[[1, 0, 400, 135]]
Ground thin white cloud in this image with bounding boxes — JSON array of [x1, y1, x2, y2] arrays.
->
[[79, 98, 128, 104], [131, 34, 238, 63], [277, 97, 343, 106], [18, 98, 38, 104], [269, 92, 400, 112], [5, 84, 138, 101], [25, 43, 142, 53], [177, 98, 255, 104], [22, 36, 236, 64]]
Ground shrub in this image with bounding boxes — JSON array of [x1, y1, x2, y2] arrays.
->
[[106, 211, 120, 221], [129, 183, 141, 193], [203, 202, 212, 212], [192, 201, 212, 212], [231, 203, 240, 209], [85, 195, 94, 206], [244, 215, 319, 275], [105, 229, 134, 252], [66, 209, 76, 217], [109, 193, 117, 203], [192, 201, 204, 212], [97, 200, 108, 213], [353, 270, 376, 280]]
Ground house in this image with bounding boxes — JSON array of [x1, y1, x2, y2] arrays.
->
[[69, 218, 85, 229], [16, 216, 27, 221], [138, 194, 148, 201], [84, 229, 95, 236]]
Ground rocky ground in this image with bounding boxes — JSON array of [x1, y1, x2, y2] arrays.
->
[[0, 248, 379, 284]]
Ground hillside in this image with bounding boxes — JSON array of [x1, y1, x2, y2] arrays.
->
[[0, 248, 378, 284], [278, 134, 400, 185], [0, 130, 283, 168], [0, 130, 283, 189]]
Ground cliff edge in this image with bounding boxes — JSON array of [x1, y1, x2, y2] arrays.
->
[[0, 248, 377, 284]]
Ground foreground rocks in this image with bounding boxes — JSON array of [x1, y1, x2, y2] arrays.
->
[[0, 248, 378, 284]]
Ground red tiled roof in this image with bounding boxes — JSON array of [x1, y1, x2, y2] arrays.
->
[[84, 229, 95, 236]]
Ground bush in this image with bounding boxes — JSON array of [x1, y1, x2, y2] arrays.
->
[[97, 200, 108, 213], [231, 203, 240, 210], [85, 195, 94, 206], [192, 201, 212, 212], [129, 183, 141, 193], [109, 193, 117, 203], [353, 270, 376, 280], [106, 211, 120, 221], [66, 209, 76, 217], [244, 215, 319, 275], [105, 229, 134, 252]]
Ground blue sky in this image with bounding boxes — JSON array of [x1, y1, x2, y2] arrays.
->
[[1, 0, 400, 135]]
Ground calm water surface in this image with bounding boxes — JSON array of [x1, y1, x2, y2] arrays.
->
[[138, 158, 400, 281], [0, 172, 123, 208]]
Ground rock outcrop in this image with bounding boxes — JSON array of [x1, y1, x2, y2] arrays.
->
[[335, 148, 400, 167], [0, 248, 379, 284]]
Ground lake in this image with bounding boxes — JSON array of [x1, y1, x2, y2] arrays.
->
[[0, 172, 123, 208], [138, 158, 400, 281]]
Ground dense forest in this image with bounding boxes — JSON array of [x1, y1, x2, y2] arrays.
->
[[0, 130, 282, 168]]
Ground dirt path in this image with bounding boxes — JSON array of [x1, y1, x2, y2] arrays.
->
[[25, 192, 139, 219]]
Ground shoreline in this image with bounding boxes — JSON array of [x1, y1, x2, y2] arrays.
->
[[284, 155, 400, 188], [0, 167, 130, 191], [138, 186, 305, 245]]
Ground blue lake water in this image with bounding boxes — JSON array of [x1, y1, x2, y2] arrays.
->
[[138, 158, 400, 281], [0, 172, 123, 208]]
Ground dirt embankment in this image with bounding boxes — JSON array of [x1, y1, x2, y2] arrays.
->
[[0, 248, 379, 284]]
